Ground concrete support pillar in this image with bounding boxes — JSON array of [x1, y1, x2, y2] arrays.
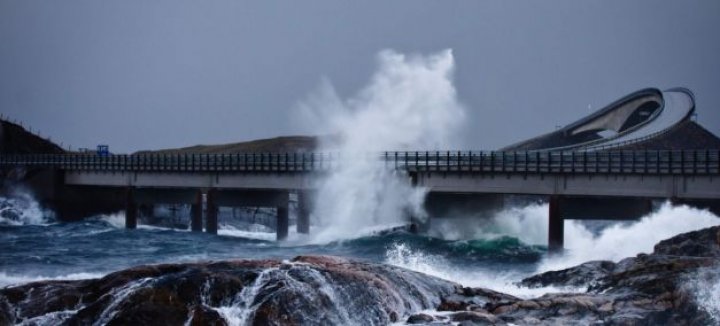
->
[[297, 192, 310, 234], [206, 189, 218, 235], [190, 190, 203, 232], [548, 195, 564, 253], [277, 205, 289, 241], [125, 187, 137, 229]]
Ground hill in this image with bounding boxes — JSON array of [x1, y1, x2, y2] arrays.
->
[[0, 119, 64, 154], [614, 120, 720, 150], [134, 135, 319, 155]]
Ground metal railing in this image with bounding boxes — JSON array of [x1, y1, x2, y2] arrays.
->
[[0, 150, 718, 175]]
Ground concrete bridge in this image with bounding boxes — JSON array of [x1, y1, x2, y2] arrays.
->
[[2, 87, 719, 251], [1, 150, 718, 251], [503, 87, 696, 151]]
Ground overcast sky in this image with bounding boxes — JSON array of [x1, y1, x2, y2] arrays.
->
[[1, 1, 718, 153]]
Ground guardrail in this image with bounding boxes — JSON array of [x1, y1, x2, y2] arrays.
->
[[0, 150, 718, 175]]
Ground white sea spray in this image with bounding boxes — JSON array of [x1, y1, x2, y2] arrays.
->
[[297, 49, 465, 244]]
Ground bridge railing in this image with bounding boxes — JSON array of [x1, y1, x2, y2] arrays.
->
[[394, 150, 720, 175], [0, 150, 718, 175]]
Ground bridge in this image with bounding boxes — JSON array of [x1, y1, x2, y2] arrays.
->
[[2, 87, 719, 252], [503, 87, 696, 151], [1, 150, 718, 251], [1, 150, 718, 197]]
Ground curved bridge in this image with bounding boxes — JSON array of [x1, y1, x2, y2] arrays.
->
[[0, 87, 717, 251], [503, 87, 696, 151]]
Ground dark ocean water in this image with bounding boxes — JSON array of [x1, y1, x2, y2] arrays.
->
[[0, 214, 543, 287], [2, 193, 719, 309]]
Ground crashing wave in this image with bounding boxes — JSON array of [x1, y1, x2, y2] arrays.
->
[[0, 191, 54, 226]]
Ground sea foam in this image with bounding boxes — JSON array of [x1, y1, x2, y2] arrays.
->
[[386, 201, 720, 297], [0, 271, 104, 288], [0, 191, 54, 226]]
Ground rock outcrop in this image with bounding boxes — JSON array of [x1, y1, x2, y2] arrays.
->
[[1, 226, 718, 325], [0, 256, 456, 325], [415, 225, 720, 325]]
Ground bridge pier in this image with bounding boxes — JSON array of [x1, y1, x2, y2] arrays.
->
[[190, 190, 203, 232], [297, 191, 310, 234], [548, 195, 564, 254], [206, 189, 218, 235], [277, 205, 289, 241], [209, 189, 291, 240], [125, 187, 137, 229]]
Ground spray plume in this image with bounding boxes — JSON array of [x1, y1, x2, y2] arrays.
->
[[298, 49, 465, 243]]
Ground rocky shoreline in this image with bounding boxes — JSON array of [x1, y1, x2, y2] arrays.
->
[[1, 226, 718, 325], [419, 225, 720, 325]]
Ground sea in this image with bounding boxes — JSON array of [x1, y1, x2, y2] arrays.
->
[[2, 191, 719, 304]]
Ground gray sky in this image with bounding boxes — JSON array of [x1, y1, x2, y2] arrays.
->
[[1, 1, 718, 153]]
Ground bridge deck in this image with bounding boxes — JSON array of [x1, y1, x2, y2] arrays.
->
[[2, 150, 718, 199]]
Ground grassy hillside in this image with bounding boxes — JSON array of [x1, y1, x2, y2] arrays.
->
[[0, 117, 320, 155], [134, 135, 319, 154], [0, 119, 65, 154], [615, 121, 720, 150]]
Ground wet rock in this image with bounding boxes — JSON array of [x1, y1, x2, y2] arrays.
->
[[425, 226, 720, 325], [1, 226, 718, 325], [0, 279, 90, 319], [461, 287, 519, 303], [0, 256, 456, 325], [450, 311, 501, 325], [407, 313, 435, 324], [438, 297, 471, 311], [437, 287, 519, 315], [510, 226, 720, 325], [0, 295, 14, 326], [188, 305, 228, 326], [519, 260, 616, 289], [653, 225, 720, 257], [590, 254, 716, 294]]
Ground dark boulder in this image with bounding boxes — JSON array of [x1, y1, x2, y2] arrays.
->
[[407, 313, 435, 324], [518, 260, 617, 289], [449, 311, 501, 324], [188, 305, 228, 326], [0, 296, 13, 326], [0, 256, 456, 325], [431, 226, 720, 325], [652, 225, 720, 257], [2, 226, 719, 325]]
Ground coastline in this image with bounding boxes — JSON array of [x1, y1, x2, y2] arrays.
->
[[2, 225, 718, 325]]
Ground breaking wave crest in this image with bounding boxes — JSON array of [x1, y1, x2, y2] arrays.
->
[[384, 242, 576, 298], [539, 202, 720, 272], [0, 271, 104, 288], [384, 201, 719, 296], [0, 191, 54, 226], [423, 201, 719, 271]]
